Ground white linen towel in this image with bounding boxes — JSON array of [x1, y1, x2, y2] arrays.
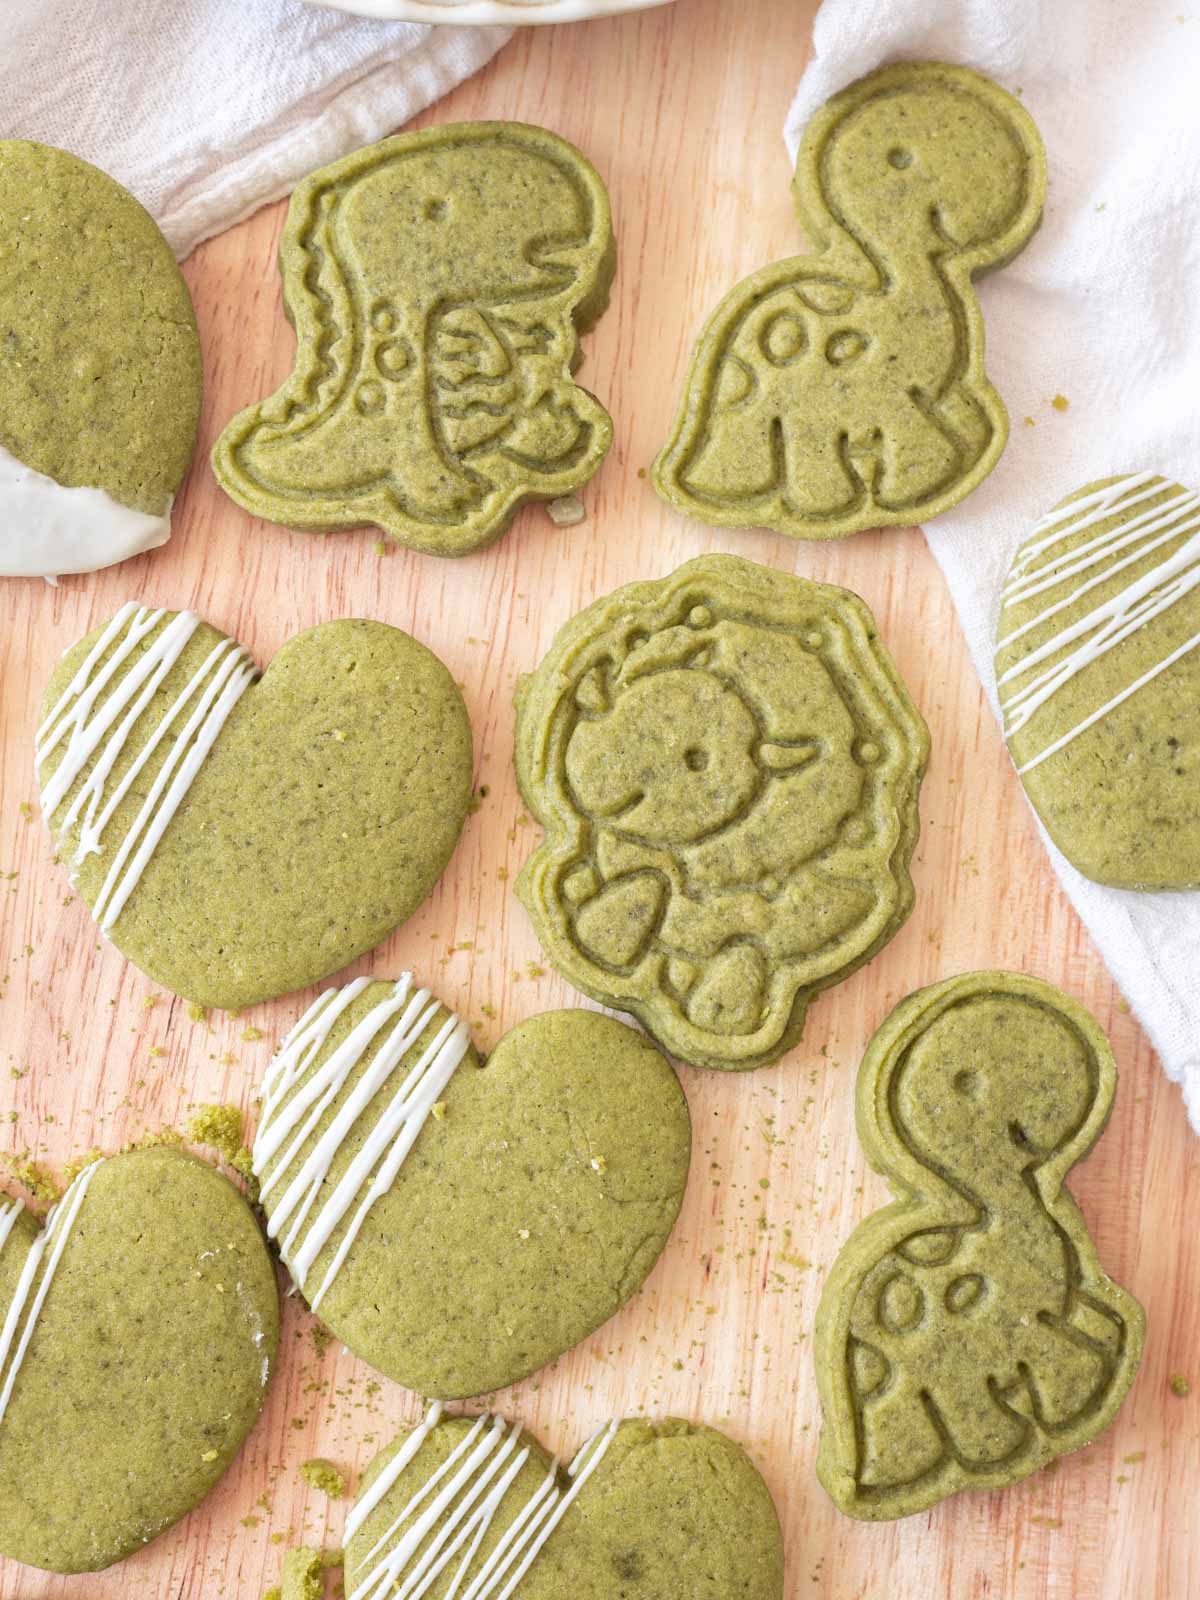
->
[[1, 0, 512, 258], [787, 0, 1200, 1128]]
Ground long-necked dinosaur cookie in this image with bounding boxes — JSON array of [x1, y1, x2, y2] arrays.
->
[[997, 472, 1200, 888], [213, 122, 615, 556], [515, 554, 930, 1071], [815, 971, 1145, 1521], [343, 1403, 784, 1600], [253, 977, 690, 1398], [654, 62, 1046, 541], [0, 1146, 278, 1573], [0, 140, 201, 580], [36, 605, 472, 1008]]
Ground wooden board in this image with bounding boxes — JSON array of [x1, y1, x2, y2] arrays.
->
[[1, 2, 1196, 1595]]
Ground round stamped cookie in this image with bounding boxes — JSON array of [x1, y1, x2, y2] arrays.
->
[[515, 553, 930, 1071], [0, 141, 201, 580], [344, 1405, 784, 1600], [996, 472, 1200, 888], [0, 1147, 278, 1573], [36, 606, 472, 1008], [252, 978, 690, 1399]]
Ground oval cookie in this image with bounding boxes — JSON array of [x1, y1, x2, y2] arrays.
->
[[515, 553, 930, 1070], [344, 1404, 784, 1600], [213, 122, 615, 557], [36, 606, 473, 1008], [997, 472, 1200, 888], [0, 1147, 278, 1573], [654, 62, 1045, 541], [815, 972, 1145, 1520], [0, 140, 201, 579], [253, 978, 691, 1398]]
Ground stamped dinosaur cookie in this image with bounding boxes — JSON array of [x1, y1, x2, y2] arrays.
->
[[997, 472, 1200, 888], [654, 62, 1046, 541], [515, 554, 929, 1071], [36, 605, 472, 1009], [253, 977, 690, 1398], [213, 122, 615, 556], [0, 1146, 278, 1573], [0, 140, 202, 580], [815, 972, 1145, 1521], [343, 1403, 785, 1600]]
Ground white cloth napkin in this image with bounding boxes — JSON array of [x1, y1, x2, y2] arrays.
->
[[1, 0, 512, 259], [786, 0, 1200, 1128]]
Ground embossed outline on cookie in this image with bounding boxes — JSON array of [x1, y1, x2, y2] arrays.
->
[[653, 62, 1046, 540], [213, 122, 615, 556], [516, 557, 930, 1070], [814, 972, 1145, 1520]]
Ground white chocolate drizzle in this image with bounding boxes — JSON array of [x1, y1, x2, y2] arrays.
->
[[253, 976, 471, 1314], [346, 1401, 619, 1600], [997, 472, 1200, 774], [0, 1161, 102, 1429], [35, 602, 256, 932], [0, 442, 173, 581]]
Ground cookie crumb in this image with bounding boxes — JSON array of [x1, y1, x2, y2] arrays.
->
[[431, 1101, 448, 1121], [1051, 393, 1070, 412], [1170, 1373, 1191, 1397], [590, 1155, 608, 1174], [300, 1458, 346, 1499], [201, 1449, 219, 1463], [548, 494, 586, 528]]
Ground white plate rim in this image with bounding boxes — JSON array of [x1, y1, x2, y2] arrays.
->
[[302, 0, 674, 22]]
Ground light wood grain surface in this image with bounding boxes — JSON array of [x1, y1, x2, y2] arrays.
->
[[1, 3, 1196, 1596]]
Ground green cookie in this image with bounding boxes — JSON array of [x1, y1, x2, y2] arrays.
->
[[997, 472, 1200, 889], [515, 554, 929, 1071], [654, 62, 1046, 541], [0, 1147, 278, 1573], [253, 977, 690, 1398], [815, 972, 1145, 1522], [344, 1405, 784, 1600], [0, 140, 201, 578], [212, 122, 615, 557], [37, 605, 472, 1009]]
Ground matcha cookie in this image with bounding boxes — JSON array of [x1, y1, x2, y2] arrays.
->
[[997, 472, 1200, 888], [515, 554, 929, 1071], [253, 977, 690, 1398], [0, 140, 201, 579], [213, 122, 615, 556], [654, 62, 1046, 541], [0, 1146, 278, 1573], [344, 1403, 784, 1600], [815, 972, 1145, 1521], [37, 605, 472, 1008]]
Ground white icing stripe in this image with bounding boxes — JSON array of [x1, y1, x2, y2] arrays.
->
[[0, 442, 172, 580], [0, 1199, 24, 1261], [0, 1162, 102, 1429], [252, 976, 471, 1308], [347, 1405, 619, 1600], [998, 474, 1200, 772], [36, 606, 256, 932]]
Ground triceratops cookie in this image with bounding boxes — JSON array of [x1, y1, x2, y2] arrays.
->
[[36, 604, 472, 1009], [515, 554, 929, 1071], [997, 472, 1200, 889], [252, 976, 690, 1398], [0, 140, 202, 579], [654, 62, 1046, 541], [213, 123, 615, 556], [0, 1146, 278, 1573], [343, 1403, 784, 1600], [815, 972, 1145, 1521]]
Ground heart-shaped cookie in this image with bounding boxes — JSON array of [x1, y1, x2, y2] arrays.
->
[[344, 1404, 784, 1600], [0, 1146, 279, 1574], [252, 977, 691, 1398], [37, 605, 473, 1008]]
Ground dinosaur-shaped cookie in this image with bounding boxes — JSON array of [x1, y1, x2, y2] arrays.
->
[[213, 122, 615, 556], [815, 972, 1145, 1520], [655, 62, 1046, 541]]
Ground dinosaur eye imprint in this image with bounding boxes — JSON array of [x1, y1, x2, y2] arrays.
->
[[424, 198, 448, 221], [759, 310, 808, 367], [953, 1069, 980, 1097], [684, 747, 710, 773], [888, 147, 914, 170]]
